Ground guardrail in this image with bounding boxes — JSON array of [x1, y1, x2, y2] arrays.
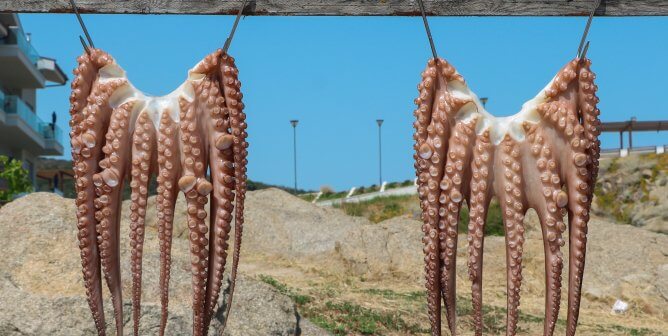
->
[[600, 145, 667, 158], [4, 27, 40, 65], [4, 95, 63, 144], [40, 122, 63, 143], [5, 95, 39, 130]]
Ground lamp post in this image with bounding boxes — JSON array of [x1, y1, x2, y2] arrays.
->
[[376, 119, 384, 188], [480, 97, 488, 108], [290, 120, 299, 193]]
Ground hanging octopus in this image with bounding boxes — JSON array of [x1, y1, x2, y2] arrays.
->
[[69, 48, 248, 336], [413, 56, 600, 336]]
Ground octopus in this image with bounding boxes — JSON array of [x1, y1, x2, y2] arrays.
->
[[413, 56, 600, 336], [69, 48, 248, 336]]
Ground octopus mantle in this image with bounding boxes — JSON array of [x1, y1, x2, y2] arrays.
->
[[69, 49, 248, 336], [413, 57, 601, 336]]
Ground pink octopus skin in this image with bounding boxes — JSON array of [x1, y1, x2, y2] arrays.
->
[[69, 49, 248, 336], [413, 57, 601, 336]]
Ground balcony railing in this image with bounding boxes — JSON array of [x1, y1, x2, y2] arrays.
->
[[2, 27, 40, 65], [5, 95, 38, 131], [40, 121, 63, 144], [4, 95, 63, 144]]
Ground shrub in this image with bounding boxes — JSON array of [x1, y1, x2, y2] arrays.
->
[[0, 156, 32, 201]]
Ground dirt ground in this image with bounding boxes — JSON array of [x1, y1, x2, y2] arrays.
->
[[222, 189, 668, 335]]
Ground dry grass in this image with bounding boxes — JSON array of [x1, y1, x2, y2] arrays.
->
[[240, 254, 667, 336]]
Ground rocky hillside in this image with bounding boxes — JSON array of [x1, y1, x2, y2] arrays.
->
[[594, 154, 668, 233], [169, 188, 667, 335], [1, 188, 666, 335], [0, 193, 325, 336]]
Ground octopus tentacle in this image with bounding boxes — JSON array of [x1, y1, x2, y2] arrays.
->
[[203, 79, 236, 332], [524, 123, 567, 336], [438, 117, 476, 335], [156, 112, 181, 336], [414, 58, 468, 336], [220, 53, 249, 333], [129, 112, 156, 335], [94, 101, 137, 336], [414, 58, 445, 336], [71, 49, 248, 336], [414, 56, 600, 336], [466, 130, 494, 336], [70, 50, 114, 336], [562, 59, 599, 336], [178, 91, 213, 336], [578, 59, 601, 206], [565, 142, 591, 336], [494, 135, 527, 336], [542, 59, 597, 336]]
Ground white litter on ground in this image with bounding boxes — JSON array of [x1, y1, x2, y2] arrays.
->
[[612, 299, 629, 314]]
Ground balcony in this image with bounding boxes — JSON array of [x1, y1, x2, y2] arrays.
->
[[0, 94, 64, 156], [0, 26, 44, 88], [37, 57, 67, 85], [40, 121, 64, 155]]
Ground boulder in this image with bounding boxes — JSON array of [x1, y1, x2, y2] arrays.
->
[[0, 192, 327, 336]]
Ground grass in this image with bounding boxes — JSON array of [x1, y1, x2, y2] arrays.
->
[[593, 154, 668, 224], [334, 194, 506, 236], [310, 301, 426, 335], [357, 288, 425, 302], [298, 193, 318, 202], [258, 274, 665, 336], [594, 324, 657, 336], [259, 275, 427, 335], [333, 195, 414, 223], [594, 183, 633, 224], [258, 274, 312, 305], [318, 191, 350, 201]]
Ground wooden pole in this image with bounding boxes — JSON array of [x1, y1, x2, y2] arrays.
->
[[2, 1, 668, 16]]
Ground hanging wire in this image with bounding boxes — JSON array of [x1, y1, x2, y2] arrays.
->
[[416, 0, 438, 60], [222, 0, 249, 54], [69, 0, 95, 55], [577, 0, 601, 58]]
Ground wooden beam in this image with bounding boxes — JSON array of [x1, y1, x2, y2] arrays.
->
[[2, 1, 667, 16]]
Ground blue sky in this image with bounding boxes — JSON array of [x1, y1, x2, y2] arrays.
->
[[21, 14, 668, 191]]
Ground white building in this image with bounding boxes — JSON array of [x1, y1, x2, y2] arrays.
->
[[0, 13, 67, 185]]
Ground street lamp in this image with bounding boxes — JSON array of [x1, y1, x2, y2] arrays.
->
[[290, 120, 299, 193], [376, 119, 384, 188], [480, 97, 488, 108]]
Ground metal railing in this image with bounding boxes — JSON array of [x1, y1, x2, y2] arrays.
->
[[5, 95, 39, 131], [2, 27, 40, 65], [40, 121, 63, 143], [4, 95, 63, 144], [600, 145, 667, 158]]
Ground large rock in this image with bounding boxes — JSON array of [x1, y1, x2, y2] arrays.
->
[[153, 188, 425, 280], [594, 155, 668, 234], [0, 192, 326, 335]]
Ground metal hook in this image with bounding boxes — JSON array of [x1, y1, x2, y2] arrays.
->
[[69, 0, 95, 51], [577, 0, 601, 58], [79, 35, 91, 56], [416, 0, 438, 60], [580, 41, 591, 60], [222, 0, 249, 54]]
